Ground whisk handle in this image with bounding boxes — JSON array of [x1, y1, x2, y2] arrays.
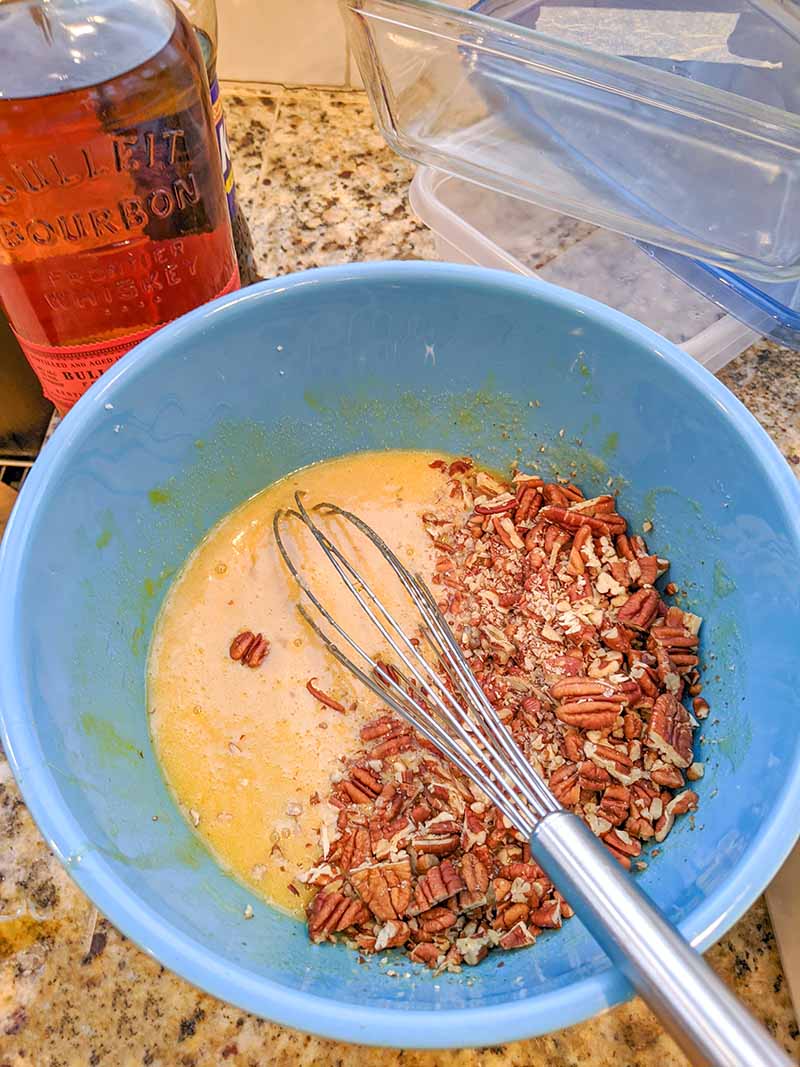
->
[[530, 811, 792, 1067]]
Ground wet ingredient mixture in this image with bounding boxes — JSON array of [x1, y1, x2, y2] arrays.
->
[[148, 450, 461, 915]]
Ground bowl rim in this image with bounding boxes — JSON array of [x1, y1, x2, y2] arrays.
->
[[2, 260, 800, 1048]]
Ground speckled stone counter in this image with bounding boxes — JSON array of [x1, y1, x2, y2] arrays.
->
[[0, 82, 798, 1067]]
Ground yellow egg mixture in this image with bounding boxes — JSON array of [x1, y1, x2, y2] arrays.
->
[[148, 450, 460, 916]]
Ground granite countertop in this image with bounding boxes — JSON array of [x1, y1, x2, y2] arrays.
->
[[1, 81, 799, 1067]]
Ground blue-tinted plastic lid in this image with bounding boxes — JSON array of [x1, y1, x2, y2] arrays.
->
[[473, 0, 800, 348]]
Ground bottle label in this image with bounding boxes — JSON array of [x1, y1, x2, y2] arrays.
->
[[210, 77, 236, 220], [14, 261, 239, 413]]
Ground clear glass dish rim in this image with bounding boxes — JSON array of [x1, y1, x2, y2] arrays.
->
[[344, 0, 800, 141]]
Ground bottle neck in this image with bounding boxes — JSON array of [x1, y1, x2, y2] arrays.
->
[[0, 0, 176, 99]]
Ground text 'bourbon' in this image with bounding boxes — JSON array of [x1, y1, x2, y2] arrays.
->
[[0, 0, 239, 413]]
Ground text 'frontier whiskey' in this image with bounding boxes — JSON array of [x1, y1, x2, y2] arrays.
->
[[0, 0, 239, 413]]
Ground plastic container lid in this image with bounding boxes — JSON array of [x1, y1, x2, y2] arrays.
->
[[410, 166, 759, 372]]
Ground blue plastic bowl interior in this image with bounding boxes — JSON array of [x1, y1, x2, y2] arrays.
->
[[1, 262, 799, 1048]]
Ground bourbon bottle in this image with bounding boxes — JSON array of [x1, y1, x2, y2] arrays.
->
[[0, 0, 240, 414]]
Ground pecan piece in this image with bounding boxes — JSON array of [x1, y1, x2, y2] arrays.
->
[[598, 784, 631, 826], [602, 828, 642, 860], [650, 765, 685, 789], [461, 852, 490, 894], [374, 920, 410, 951], [410, 942, 442, 967], [540, 505, 623, 536], [617, 588, 659, 628], [411, 858, 464, 913], [549, 677, 620, 701], [555, 700, 620, 730], [419, 905, 457, 934], [579, 760, 612, 791], [495, 902, 529, 930], [549, 763, 580, 807], [498, 921, 537, 950], [654, 790, 699, 842], [350, 856, 413, 921], [566, 525, 593, 577], [648, 692, 693, 768], [412, 834, 460, 856], [626, 816, 655, 840], [307, 890, 370, 943], [229, 630, 270, 667], [530, 900, 562, 928]]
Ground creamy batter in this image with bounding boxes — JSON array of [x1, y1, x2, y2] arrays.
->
[[148, 450, 457, 915]]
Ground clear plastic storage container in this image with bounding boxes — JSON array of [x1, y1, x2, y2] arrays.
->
[[409, 167, 759, 373], [343, 0, 800, 282]]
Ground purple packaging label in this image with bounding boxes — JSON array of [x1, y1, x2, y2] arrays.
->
[[210, 77, 237, 218]]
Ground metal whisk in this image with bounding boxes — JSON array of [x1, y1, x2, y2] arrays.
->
[[274, 494, 791, 1067]]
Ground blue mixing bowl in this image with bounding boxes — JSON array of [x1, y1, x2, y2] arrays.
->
[[1, 262, 799, 1048]]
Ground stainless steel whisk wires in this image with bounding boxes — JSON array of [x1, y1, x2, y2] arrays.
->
[[273, 492, 792, 1067], [273, 494, 558, 837]]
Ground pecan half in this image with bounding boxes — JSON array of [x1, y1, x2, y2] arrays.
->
[[307, 889, 370, 943], [460, 852, 490, 894], [419, 905, 458, 934], [617, 589, 659, 628], [229, 630, 270, 667], [350, 856, 413, 921], [555, 700, 620, 730], [412, 858, 464, 913], [648, 692, 694, 768], [598, 784, 630, 826], [549, 763, 580, 807]]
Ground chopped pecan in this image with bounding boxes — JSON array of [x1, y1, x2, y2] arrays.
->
[[563, 731, 584, 763], [650, 765, 685, 789], [350, 766, 383, 798], [626, 816, 655, 840], [598, 784, 630, 826], [556, 700, 620, 730], [307, 890, 370, 943], [579, 761, 612, 791], [498, 922, 537, 950], [492, 876, 512, 903], [549, 677, 620, 701], [412, 834, 460, 856], [410, 942, 441, 967], [306, 677, 346, 712], [549, 763, 580, 807], [461, 852, 490, 894], [602, 828, 642, 860], [374, 919, 410, 951], [412, 858, 464, 913], [617, 588, 659, 628], [530, 900, 562, 928], [419, 906, 458, 934], [495, 902, 530, 930], [229, 630, 270, 667], [350, 856, 412, 921], [654, 790, 699, 843], [648, 692, 694, 768], [360, 715, 397, 741]]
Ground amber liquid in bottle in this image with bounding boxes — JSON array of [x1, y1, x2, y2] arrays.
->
[[0, 5, 238, 413]]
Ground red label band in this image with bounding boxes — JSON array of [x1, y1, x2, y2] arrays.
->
[[14, 265, 240, 414]]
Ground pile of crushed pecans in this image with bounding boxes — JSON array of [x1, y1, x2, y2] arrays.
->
[[299, 458, 707, 972]]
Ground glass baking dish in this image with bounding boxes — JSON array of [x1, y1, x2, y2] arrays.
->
[[342, 0, 800, 282]]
